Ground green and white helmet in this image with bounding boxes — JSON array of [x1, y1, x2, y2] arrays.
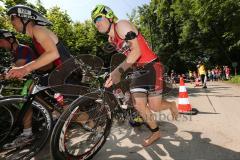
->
[[91, 5, 118, 23]]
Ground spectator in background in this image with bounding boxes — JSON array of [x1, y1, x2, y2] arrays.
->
[[207, 70, 212, 81], [211, 69, 215, 81], [170, 69, 176, 84], [193, 71, 200, 87], [225, 66, 231, 80], [188, 70, 194, 84], [197, 61, 207, 88]]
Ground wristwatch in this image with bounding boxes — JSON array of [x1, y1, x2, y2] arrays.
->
[[118, 67, 124, 75]]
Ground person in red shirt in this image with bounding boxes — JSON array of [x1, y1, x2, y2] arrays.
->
[[6, 5, 71, 79], [4, 5, 72, 149], [91, 4, 178, 147], [225, 66, 230, 80]]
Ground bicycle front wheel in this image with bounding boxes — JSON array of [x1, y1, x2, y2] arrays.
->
[[0, 96, 52, 160], [51, 92, 112, 160]]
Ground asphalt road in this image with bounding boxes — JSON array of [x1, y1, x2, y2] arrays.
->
[[91, 81, 240, 160], [2, 81, 240, 160]]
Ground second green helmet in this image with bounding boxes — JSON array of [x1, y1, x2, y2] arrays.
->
[[91, 5, 118, 23]]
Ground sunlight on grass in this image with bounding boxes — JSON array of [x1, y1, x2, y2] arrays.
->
[[229, 75, 240, 84]]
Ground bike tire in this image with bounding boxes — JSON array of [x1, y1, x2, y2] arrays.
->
[[0, 103, 15, 145], [51, 94, 112, 160], [0, 96, 52, 160]]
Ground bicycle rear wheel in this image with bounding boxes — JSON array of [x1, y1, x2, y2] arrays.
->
[[0, 102, 14, 145], [0, 96, 52, 160], [51, 93, 112, 160]]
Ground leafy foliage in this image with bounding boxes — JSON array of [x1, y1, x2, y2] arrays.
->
[[136, 0, 240, 74], [0, 0, 240, 74], [229, 75, 240, 83]]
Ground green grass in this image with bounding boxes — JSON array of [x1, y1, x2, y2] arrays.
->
[[229, 75, 240, 84]]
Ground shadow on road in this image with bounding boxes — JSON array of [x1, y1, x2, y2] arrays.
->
[[94, 121, 240, 160], [8, 82, 240, 160]]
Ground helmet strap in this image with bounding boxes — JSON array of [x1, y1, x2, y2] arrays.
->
[[6, 38, 15, 51], [105, 19, 113, 34], [20, 18, 31, 34], [10, 41, 14, 51]]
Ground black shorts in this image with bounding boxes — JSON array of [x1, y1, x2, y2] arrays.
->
[[130, 59, 164, 95], [200, 74, 205, 83]]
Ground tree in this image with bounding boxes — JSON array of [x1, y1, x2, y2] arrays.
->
[[1, 0, 240, 72], [136, 0, 240, 73], [46, 7, 75, 53]]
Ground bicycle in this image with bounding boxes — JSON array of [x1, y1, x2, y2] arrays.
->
[[50, 54, 176, 160], [0, 68, 88, 160]]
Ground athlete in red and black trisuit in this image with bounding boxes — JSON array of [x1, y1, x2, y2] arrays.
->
[[92, 4, 179, 147]]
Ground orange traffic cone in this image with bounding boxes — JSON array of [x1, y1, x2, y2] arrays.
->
[[178, 77, 198, 115]]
